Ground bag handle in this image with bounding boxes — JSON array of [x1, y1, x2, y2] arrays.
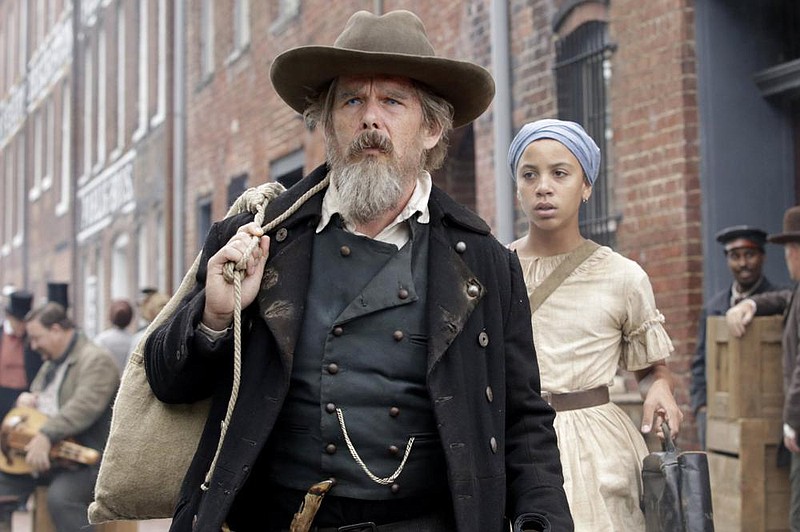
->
[[661, 421, 677, 453]]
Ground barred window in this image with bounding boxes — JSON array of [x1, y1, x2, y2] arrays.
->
[[555, 20, 618, 247]]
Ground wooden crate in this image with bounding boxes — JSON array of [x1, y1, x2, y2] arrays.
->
[[707, 315, 784, 420], [707, 418, 790, 531], [31, 486, 138, 532]]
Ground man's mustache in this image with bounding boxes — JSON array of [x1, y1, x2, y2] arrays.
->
[[348, 130, 394, 158]]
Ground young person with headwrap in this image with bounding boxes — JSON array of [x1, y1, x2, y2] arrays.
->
[[507, 119, 683, 530]]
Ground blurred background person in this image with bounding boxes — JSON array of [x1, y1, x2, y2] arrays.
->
[[690, 225, 779, 449], [0, 303, 119, 532], [130, 290, 170, 351], [94, 300, 134, 375], [0, 290, 42, 421]]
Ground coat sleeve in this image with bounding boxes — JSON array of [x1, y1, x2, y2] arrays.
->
[[750, 289, 793, 316], [503, 251, 574, 531], [144, 215, 251, 404]]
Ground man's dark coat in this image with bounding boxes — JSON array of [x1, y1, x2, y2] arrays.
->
[[145, 165, 572, 532]]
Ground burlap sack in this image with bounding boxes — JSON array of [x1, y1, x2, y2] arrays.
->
[[89, 183, 288, 523]]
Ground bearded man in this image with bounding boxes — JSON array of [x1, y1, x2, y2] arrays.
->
[[144, 10, 572, 532]]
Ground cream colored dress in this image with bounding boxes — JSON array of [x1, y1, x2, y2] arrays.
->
[[517, 244, 673, 531]]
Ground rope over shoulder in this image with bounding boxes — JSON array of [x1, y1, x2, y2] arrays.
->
[[202, 176, 330, 491]]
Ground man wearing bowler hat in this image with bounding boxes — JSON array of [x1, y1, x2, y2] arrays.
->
[[144, 9, 571, 532], [0, 291, 42, 420], [690, 225, 780, 448], [727, 206, 800, 529]]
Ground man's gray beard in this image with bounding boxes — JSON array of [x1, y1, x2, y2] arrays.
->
[[328, 143, 420, 226], [330, 158, 409, 226]]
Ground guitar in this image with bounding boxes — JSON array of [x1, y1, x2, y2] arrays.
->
[[0, 406, 100, 475]]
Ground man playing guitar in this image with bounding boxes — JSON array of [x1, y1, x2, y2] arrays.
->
[[0, 303, 119, 532]]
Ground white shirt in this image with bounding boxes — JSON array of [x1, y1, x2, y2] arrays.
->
[[316, 171, 432, 248]]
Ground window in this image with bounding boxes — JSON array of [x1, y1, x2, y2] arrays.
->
[[227, 173, 248, 208], [152, 0, 166, 126], [112, 233, 130, 298], [82, 43, 94, 182], [233, 0, 250, 53], [137, 223, 148, 293], [3, 147, 12, 254], [56, 82, 71, 216], [14, 140, 23, 246], [116, 0, 126, 153], [97, 26, 107, 168], [31, 110, 43, 200], [197, 196, 212, 252], [555, 20, 617, 247], [271, 0, 300, 33], [200, 0, 214, 80], [44, 98, 54, 190], [271, 150, 304, 190], [133, 0, 148, 141]]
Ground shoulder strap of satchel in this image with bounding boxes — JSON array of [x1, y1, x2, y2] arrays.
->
[[529, 240, 600, 313]]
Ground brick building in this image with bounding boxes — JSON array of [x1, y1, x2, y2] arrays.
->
[[1, 0, 799, 448], [0, 0, 174, 338]]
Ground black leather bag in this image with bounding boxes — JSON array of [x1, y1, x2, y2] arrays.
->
[[641, 423, 715, 531]]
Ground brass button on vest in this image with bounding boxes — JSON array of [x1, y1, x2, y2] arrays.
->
[[392, 330, 404, 341], [485, 386, 494, 402], [398, 288, 409, 300], [332, 326, 343, 336], [389, 406, 400, 417], [275, 227, 288, 242], [340, 245, 351, 257], [325, 443, 337, 454], [489, 437, 498, 453], [327, 363, 339, 374], [455, 241, 467, 253], [325, 402, 336, 414]]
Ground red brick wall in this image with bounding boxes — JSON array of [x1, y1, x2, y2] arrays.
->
[[609, 0, 701, 433]]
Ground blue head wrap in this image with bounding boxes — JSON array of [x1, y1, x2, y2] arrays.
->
[[507, 119, 601, 185]]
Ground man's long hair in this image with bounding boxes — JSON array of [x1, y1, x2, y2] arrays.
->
[[303, 77, 454, 171]]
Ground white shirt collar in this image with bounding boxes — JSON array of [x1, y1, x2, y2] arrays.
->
[[317, 171, 432, 248]]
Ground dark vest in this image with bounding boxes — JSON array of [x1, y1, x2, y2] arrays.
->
[[266, 218, 447, 499]]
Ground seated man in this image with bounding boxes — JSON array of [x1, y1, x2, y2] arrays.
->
[[0, 303, 119, 532]]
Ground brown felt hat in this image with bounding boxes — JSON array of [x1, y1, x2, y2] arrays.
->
[[269, 10, 495, 129], [768, 206, 800, 245]]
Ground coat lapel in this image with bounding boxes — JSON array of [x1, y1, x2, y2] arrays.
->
[[426, 224, 483, 373], [255, 176, 326, 371]]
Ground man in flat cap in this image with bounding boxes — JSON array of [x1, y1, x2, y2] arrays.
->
[[690, 225, 779, 448], [144, 9, 571, 532], [727, 206, 800, 528]]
